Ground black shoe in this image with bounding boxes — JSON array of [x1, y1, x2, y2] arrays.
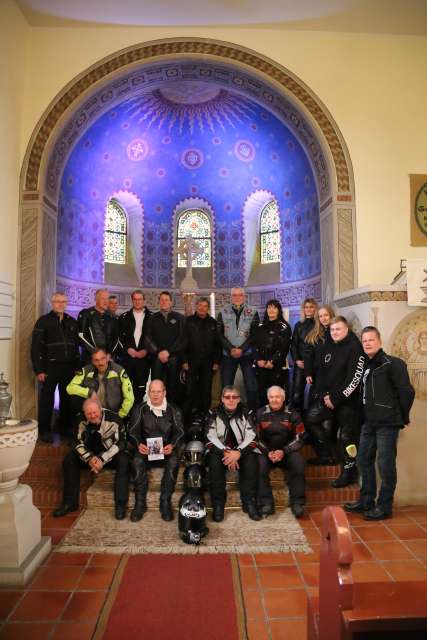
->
[[130, 501, 147, 522], [291, 503, 305, 518], [115, 504, 127, 520], [160, 499, 173, 521], [245, 502, 262, 521], [344, 501, 371, 514], [331, 467, 358, 488], [363, 507, 392, 521], [212, 504, 225, 522], [259, 503, 275, 518], [52, 503, 78, 517]]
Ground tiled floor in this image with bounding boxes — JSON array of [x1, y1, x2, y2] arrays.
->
[[1, 506, 427, 639]]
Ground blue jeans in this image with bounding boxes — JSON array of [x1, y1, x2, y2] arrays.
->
[[221, 354, 258, 410], [357, 423, 400, 514]]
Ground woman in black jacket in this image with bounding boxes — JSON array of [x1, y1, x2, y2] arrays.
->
[[303, 304, 337, 465], [289, 297, 318, 410], [253, 299, 292, 407]]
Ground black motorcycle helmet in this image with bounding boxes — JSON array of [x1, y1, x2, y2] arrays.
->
[[183, 463, 205, 489], [178, 490, 209, 545], [183, 440, 205, 466]]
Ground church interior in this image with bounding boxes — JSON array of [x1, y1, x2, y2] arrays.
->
[[1, 0, 427, 638]]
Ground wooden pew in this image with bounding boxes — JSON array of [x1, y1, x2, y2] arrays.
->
[[307, 505, 427, 640]]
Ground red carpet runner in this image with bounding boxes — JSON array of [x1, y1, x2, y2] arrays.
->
[[97, 554, 245, 640]]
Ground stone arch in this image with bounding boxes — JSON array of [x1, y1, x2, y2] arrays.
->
[[17, 37, 356, 416]]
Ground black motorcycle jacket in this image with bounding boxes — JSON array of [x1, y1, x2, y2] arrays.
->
[[362, 349, 415, 427], [183, 314, 221, 364], [314, 331, 365, 407], [255, 404, 305, 453], [253, 318, 292, 366], [128, 401, 184, 448], [77, 306, 119, 356], [144, 311, 186, 356], [31, 311, 80, 374], [303, 327, 332, 380], [290, 318, 315, 362]]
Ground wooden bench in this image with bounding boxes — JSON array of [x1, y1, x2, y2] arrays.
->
[[307, 505, 427, 640]]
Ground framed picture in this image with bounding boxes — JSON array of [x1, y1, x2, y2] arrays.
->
[[410, 174, 427, 246]]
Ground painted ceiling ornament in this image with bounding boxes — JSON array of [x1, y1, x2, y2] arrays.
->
[[126, 83, 256, 134], [181, 148, 204, 170], [234, 139, 256, 163], [126, 138, 149, 161]]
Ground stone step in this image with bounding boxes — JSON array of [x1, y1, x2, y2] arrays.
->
[[22, 479, 90, 508], [24, 441, 352, 509], [86, 469, 358, 509], [22, 458, 63, 481]]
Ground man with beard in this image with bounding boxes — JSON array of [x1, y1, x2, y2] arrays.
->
[[67, 347, 134, 423]]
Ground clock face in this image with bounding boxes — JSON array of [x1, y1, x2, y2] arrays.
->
[[415, 183, 427, 237]]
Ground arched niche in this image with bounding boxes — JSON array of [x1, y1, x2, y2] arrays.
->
[[17, 37, 356, 417], [103, 190, 143, 288], [172, 196, 215, 289], [243, 189, 280, 286]]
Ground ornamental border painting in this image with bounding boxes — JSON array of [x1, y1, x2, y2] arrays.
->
[[410, 174, 427, 246]]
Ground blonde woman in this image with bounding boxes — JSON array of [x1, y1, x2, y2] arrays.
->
[[289, 298, 318, 410], [304, 304, 335, 385], [303, 304, 336, 466]]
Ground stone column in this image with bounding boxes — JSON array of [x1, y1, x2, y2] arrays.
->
[[0, 420, 51, 585]]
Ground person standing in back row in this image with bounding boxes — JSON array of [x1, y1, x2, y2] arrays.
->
[[119, 290, 152, 404], [217, 288, 259, 411], [289, 298, 318, 411], [31, 292, 80, 442], [145, 291, 186, 405], [182, 297, 221, 423], [344, 326, 414, 520], [78, 289, 119, 363], [312, 316, 365, 488]]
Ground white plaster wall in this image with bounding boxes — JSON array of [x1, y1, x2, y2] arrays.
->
[[0, 1, 29, 389]]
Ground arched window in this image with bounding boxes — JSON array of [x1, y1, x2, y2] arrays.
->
[[260, 200, 280, 264], [104, 199, 127, 264], [177, 209, 211, 268]]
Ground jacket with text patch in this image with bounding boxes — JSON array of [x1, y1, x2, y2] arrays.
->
[[314, 331, 365, 407]]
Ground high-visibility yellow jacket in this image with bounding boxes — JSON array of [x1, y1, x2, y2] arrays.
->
[[66, 361, 134, 418]]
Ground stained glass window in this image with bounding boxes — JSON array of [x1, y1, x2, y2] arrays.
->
[[260, 200, 280, 264], [177, 209, 211, 268], [104, 200, 127, 264]]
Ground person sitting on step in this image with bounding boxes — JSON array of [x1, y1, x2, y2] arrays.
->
[[66, 347, 134, 428], [205, 385, 261, 523], [127, 379, 184, 522], [52, 397, 130, 520], [255, 386, 306, 518]]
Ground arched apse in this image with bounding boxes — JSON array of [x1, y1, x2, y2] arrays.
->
[[57, 89, 318, 293], [18, 38, 356, 416]]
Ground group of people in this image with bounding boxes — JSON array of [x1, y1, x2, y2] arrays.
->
[[31, 287, 415, 525]]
